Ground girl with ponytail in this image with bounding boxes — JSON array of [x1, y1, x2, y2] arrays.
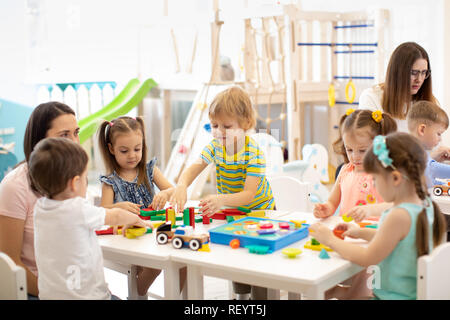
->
[[311, 132, 446, 300]]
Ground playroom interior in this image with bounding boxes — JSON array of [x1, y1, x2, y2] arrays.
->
[[1, 0, 450, 301]]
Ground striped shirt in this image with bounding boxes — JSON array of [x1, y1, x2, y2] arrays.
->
[[200, 136, 275, 210]]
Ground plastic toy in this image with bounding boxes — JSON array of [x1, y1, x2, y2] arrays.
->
[[118, 227, 147, 239], [281, 248, 302, 258], [342, 214, 353, 222], [209, 217, 309, 253], [333, 227, 345, 240], [290, 220, 306, 228], [319, 248, 330, 259], [202, 215, 211, 225], [166, 208, 176, 226], [229, 239, 240, 249], [155, 222, 209, 251], [433, 179, 450, 196], [248, 210, 266, 218], [304, 240, 333, 252], [246, 245, 270, 254]]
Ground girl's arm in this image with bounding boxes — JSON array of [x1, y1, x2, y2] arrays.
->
[[0, 215, 39, 296], [100, 183, 141, 214], [346, 202, 393, 222], [170, 160, 209, 211], [313, 178, 341, 218], [310, 207, 411, 267], [151, 166, 175, 210]]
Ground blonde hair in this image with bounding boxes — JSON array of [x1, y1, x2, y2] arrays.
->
[[97, 116, 151, 192], [209, 86, 256, 130], [407, 100, 449, 132]]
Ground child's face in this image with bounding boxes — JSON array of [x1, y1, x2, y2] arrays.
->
[[342, 129, 372, 172], [46, 114, 80, 143], [210, 114, 245, 149], [421, 123, 446, 150], [108, 130, 143, 171]]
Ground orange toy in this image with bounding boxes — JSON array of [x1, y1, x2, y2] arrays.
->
[[229, 239, 240, 249], [333, 227, 345, 240]]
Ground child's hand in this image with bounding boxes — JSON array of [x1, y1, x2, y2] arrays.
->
[[431, 145, 450, 162], [346, 206, 369, 223], [309, 223, 334, 245], [151, 190, 171, 210], [313, 203, 333, 219], [114, 201, 142, 215], [335, 223, 361, 239], [169, 185, 187, 212], [199, 195, 224, 217]]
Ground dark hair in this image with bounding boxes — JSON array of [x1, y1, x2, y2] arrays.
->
[[97, 116, 151, 193], [407, 100, 449, 131], [363, 132, 446, 257], [28, 137, 88, 199], [382, 42, 436, 119], [24, 102, 76, 163], [333, 109, 397, 163]]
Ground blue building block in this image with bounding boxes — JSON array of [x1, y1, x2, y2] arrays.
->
[[319, 248, 330, 259]]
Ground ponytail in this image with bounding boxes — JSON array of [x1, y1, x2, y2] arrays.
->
[[416, 201, 446, 257]]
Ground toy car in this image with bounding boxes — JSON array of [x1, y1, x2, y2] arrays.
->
[[155, 221, 209, 251], [433, 179, 450, 196]]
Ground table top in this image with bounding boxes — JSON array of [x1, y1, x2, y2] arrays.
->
[[432, 195, 450, 215], [99, 209, 365, 286]]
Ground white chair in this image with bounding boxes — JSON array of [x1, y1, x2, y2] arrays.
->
[[0, 252, 27, 300], [417, 242, 450, 299], [268, 176, 312, 212]]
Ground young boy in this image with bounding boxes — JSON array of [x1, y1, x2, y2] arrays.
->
[[28, 137, 151, 299], [406, 100, 450, 188]]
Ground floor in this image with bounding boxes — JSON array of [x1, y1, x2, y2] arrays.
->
[[104, 267, 231, 300]]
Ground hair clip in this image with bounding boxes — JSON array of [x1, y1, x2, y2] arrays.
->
[[108, 121, 114, 127], [345, 108, 355, 116], [372, 110, 383, 123], [373, 135, 395, 168]]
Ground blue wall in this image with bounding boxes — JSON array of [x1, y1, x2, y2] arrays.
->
[[0, 98, 33, 162]]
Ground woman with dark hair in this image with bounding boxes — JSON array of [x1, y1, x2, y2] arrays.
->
[[359, 42, 436, 132], [0, 102, 79, 298]]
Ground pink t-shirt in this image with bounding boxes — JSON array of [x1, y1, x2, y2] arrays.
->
[[0, 163, 39, 276], [337, 163, 384, 215]]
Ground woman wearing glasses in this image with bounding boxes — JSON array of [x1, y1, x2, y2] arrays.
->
[[358, 42, 435, 133]]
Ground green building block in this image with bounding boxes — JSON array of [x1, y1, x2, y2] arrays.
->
[[150, 216, 166, 221], [246, 245, 270, 255], [237, 206, 251, 213], [226, 216, 235, 223], [311, 238, 321, 246]]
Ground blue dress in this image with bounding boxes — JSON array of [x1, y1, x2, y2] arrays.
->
[[99, 158, 156, 208], [372, 199, 435, 300]]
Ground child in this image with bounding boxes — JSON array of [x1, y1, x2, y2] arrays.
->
[[29, 137, 151, 299], [314, 109, 397, 222], [310, 132, 447, 299], [97, 116, 178, 297], [170, 86, 275, 300], [406, 100, 450, 188]]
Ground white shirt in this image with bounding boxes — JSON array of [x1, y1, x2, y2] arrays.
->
[[34, 197, 110, 300], [358, 85, 409, 133]]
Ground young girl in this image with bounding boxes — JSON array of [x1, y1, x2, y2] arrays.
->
[[310, 132, 447, 300], [314, 109, 397, 222], [170, 86, 275, 300], [97, 116, 176, 297]]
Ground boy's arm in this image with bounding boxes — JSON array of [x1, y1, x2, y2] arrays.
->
[[104, 207, 149, 229], [220, 175, 260, 207]]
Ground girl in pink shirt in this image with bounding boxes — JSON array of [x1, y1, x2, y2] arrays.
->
[[0, 102, 79, 297], [312, 109, 397, 300], [314, 109, 397, 220]]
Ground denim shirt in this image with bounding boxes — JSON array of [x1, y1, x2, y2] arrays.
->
[[100, 158, 156, 208]]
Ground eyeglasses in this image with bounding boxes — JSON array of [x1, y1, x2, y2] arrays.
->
[[410, 69, 431, 79]]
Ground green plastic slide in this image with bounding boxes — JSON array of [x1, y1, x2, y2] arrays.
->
[[78, 78, 157, 144]]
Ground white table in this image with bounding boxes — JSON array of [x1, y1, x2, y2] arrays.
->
[[171, 211, 364, 300], [99, 210, 365, 300], [432, 195, 450, 214]]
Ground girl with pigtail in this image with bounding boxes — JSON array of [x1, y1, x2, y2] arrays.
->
[[311, 132, 447, 300], [97, 116, 182, 297], [314, 109, 397, 222]]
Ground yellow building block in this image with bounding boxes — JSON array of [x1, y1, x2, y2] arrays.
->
[[303, 240, 333, 252], [118, 227, 146, 239], [290, 220, 306, 228], [166, 208, 176, 226], [198, 243, 210, 252], [248, 210, 266, 218]]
